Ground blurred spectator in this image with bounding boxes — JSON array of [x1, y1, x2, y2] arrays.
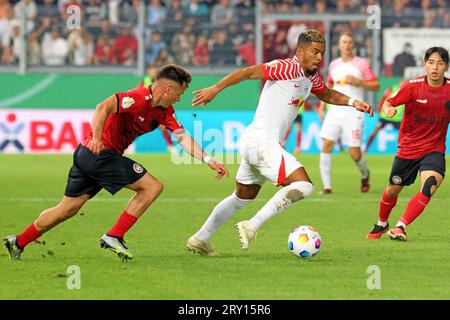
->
[[83, 0, 107, 26], [98, 19, 118, 40], [392, 42, 417, 77], [38, 0, 60, 24], [192, 33, 209, 66], [0, 0, 12, 57], [93, 34, 117, 65], [120, 0, 141, 25], [210, 0, 236, 26], [145, 31, 166, 65], [70, 29, 94, 65], [171, 24, 195, 65], [147, 0, 166, 28], [314, 0, 327, 13], [13, 0, 37, 33], [238, 33, 255, 66], [235, 0, 254, 22], [152, 47, 175, 67], [167, 0, 184, 25], [267, 28, 289, 61], [41, 27, 69, 65], [27, 30, 41, 65], [115, 25, 137, 65], [210, 29, 235, 65], [185, 0, 209, 16]]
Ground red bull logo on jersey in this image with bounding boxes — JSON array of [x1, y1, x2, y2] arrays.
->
[[289, 97, 305, 110]]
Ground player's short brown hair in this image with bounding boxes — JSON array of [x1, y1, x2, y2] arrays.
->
[[156, 64, 192, 87], [297, 29, 326, 48], [424, 47, 449, 65]]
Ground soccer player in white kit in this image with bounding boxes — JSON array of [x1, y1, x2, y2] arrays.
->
[[318, 32, 379, 195], [187, 30, 374, 255]]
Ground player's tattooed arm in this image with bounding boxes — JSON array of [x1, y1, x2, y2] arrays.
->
[[315, 87, 374, 116], [173, 129, 229, 180], [192, 65, 263, 107], [88, 94, 117, 155]]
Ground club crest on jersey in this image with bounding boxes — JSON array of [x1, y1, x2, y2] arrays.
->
[[289, 97, 305, 110], [133, 163, 144, 174], [122, 97, 135, 109]]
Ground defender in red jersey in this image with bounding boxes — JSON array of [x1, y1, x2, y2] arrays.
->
[[367, 47, 449, 241], [3, 65, 229, 261]]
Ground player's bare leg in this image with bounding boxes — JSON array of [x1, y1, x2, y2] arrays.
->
[[4, 195, 90, 260], [389, 171, 444, 241], [349, 146, 370, 192], [319, 139, 334, 195], [238, 168, 314, 249], [293, 122, 302, 155], [367, 184, 403, 239], [188, 182, 259, 256], [364, 126, 381, 155], [100, 173, 164, 260]]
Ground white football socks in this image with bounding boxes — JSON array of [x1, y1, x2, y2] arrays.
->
[[356, 157, 369, 179], [320, 152, 332, 190], [194, 192, 252, 242], [249, 181, 314, 231]]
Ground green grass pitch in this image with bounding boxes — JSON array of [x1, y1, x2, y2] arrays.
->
[[0, 153, 449, 299]]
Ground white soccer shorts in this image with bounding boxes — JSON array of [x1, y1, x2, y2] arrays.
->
[[236, 137, 303, 186], [319, 112, 364, 147]]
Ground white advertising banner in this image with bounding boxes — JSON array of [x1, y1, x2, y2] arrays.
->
[[383, 28, 450, 65], [0, 109, 95, 154]]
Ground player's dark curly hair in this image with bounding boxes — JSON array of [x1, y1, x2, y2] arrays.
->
[[297, 29, 326, 48], [156, 64, 192, 87], [424, 47, 449, 65]]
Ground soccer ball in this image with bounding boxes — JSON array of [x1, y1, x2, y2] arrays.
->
[[288, 226, 321, 259]]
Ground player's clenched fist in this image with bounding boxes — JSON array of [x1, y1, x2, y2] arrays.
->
[[354, 100, 374, 117], [87, 139, 104, 155]]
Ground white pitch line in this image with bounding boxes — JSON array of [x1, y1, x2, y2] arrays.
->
[[0, 197, 448, 203]]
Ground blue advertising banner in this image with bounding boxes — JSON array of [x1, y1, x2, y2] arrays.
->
[[134, 111, 450, 155]]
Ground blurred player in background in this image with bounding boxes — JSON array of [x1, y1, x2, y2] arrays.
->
[[363, 79, 407, 154], [4, 65, 229, 261], [138, 66, 175, 153], [281, 101, 304, 155], [187, 30, 373, 256], [367, 47, 449, 241], [318, 32, 379, 195]]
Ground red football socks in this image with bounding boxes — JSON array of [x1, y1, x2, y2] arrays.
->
[[378, 189, 398, 222], [17, 223, 42, 249], [296, 131, 302, 148], [399, 192, 430, 226], [107, 211, 138, 238]]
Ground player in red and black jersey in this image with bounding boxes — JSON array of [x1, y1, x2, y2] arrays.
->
[[367, 47, 450, 241], [4, 65, 229, 261]]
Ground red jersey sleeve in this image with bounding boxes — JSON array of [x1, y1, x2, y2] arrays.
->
[[260, 58, 301, 81], [310, 72, 328, 94], [378, 88, 392, 113], [162, 106, 184, 132], [115, 87, 147, 114], [387, 82, 412, 107]]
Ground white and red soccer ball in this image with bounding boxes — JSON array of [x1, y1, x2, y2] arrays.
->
[[288, 226, 321, 259]]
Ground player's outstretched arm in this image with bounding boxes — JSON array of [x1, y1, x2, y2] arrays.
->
[[88, 94, 117, 155], [315, 87, 374, 116], [172, 129, 229, 180], [192, 65, 264, 107]]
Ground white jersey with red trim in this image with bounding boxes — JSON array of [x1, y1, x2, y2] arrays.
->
[[327, 56, 377, 117], [243, 56, 327, 143]]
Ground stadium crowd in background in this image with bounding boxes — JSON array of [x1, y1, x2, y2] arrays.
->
[[0, 0, 448, 68]]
